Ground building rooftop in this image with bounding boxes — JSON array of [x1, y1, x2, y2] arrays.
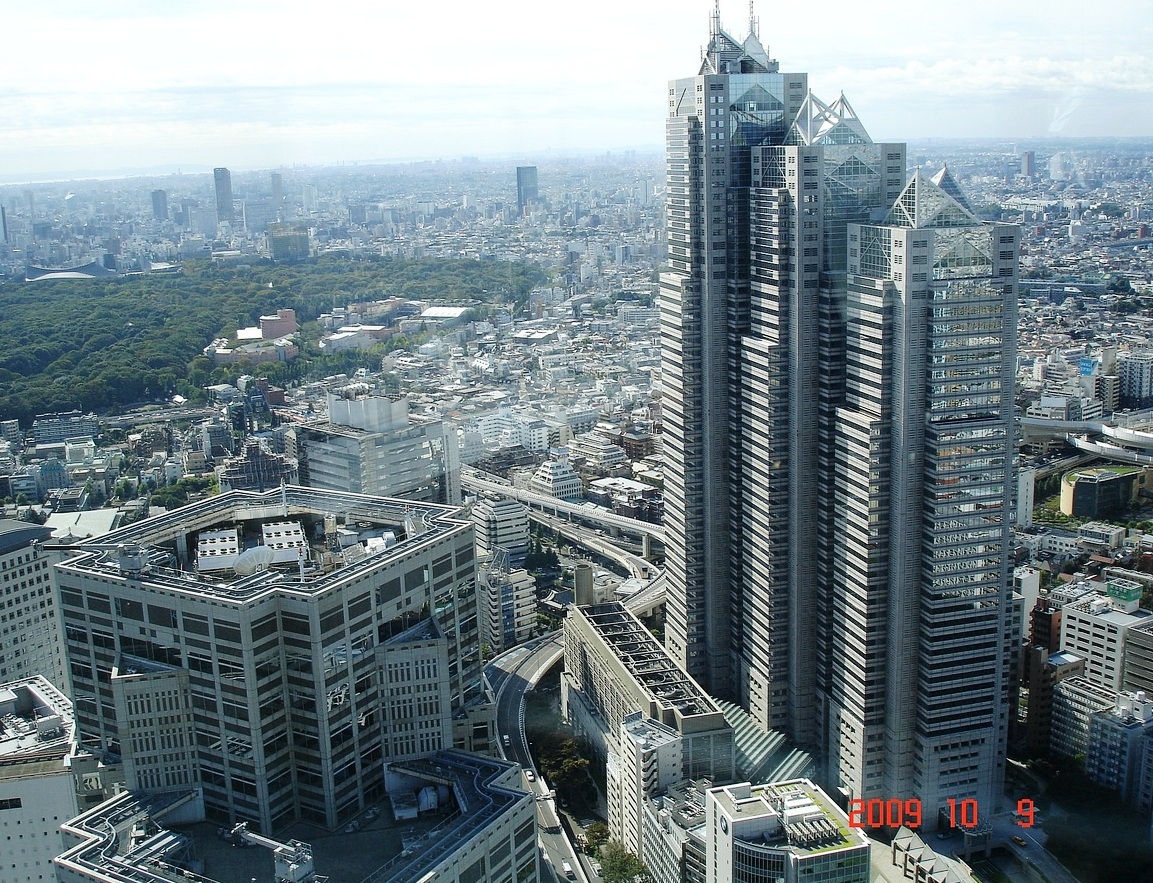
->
[[578, 601, 721, 720], [0, 518, 52, 556], [55, 751, 530, 883], [55, 486, 469, 606], [360, 751, 532, 883], [0, 676, 73, 768], [710, 779, 862, 854]]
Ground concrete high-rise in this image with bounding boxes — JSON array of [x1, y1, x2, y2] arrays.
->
[[150, 189, 168, 221], [213, 167, 234, 224], [56, 486, 490, 832], [515, 165, 538, 215], [661, 12, 1017, 824], [298, 388, 461, 505]]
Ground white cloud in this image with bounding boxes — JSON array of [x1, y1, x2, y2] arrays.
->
[[4, 0, 1153, 176]]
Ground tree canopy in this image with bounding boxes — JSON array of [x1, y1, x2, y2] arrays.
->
[[598, 841, 653, 883], [0, 254, 547, 426]]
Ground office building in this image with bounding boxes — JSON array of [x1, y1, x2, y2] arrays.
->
[[660, 13, 1017, 823], [1019, 649, 1085, 756], [215, 439, 299, 491], [526, 451, 583, 502], [55, 751, 538, 883], [55, 486, 489, 833], [471, 496, 530, 564], [838, 171, 1019, 815], [1020, 150, 1036, 179], [298, 388, 461, 504], [150, 189, 168, 221], [515, 165, 538, 215], [563, 601, 736, 784], [0, 520, 67, 690], [0, 677, 107, 883], [641, 778, 870, 883], [1123, 619, 1153, 694], [1060, 579, 1153, 691], [213, 167, 234, 224]]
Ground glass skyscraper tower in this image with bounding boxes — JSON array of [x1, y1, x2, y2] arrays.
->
[[661, 11, 1017, 823]]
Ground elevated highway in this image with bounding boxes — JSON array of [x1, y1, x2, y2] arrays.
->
[[1022, 411, 1153, 470], [461, 466, 664, 559]]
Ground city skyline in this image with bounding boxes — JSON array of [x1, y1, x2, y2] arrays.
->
[[6, 0, 1153, 182]]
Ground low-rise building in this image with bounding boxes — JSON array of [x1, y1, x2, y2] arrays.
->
[[562, 600, 736, 813], [1086, 691, 1153, 805], [1060, 578, 1153, 690], [641, 778, 870, 883], [0, 677, 118, 883]]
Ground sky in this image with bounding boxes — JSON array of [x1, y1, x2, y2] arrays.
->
[[5, 0, 1153, 180]]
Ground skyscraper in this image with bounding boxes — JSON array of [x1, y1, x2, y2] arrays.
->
[[213, 166, 234, 223], [150, 189, 168, 221], [516, 165, 538, 215], [661, 12, 1017, 823]]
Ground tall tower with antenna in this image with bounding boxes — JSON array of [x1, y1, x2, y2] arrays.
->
[[660, 6, 1016, 822]]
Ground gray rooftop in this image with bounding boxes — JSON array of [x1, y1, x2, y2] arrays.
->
[[0, 519, 52, 556]]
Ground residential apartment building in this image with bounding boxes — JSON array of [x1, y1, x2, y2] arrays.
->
[[612, 714, 684, 858], [1051, 676, 1116, 759], [478, 558, 536, 653], [1085, 691, 1153, 804]]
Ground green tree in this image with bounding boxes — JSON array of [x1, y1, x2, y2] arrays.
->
[[537, 738, 590, 794], [584, 821, 610, 854], [598, 841, 653, 883]]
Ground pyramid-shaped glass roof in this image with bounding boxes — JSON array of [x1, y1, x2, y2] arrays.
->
[[787, 91, 871, 146], [885, 169, 982, 229]]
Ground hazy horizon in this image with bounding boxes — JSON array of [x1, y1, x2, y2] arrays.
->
[[6, 0, 1153, 182]]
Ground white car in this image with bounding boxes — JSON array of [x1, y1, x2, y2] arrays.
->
[[525, 769, 536, 782]]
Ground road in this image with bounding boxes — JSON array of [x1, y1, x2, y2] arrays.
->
[[531, 510, 655, 580], [487, 635, 591, 882], [986, 810, 1080, 883], [462, 465, 664, 542]]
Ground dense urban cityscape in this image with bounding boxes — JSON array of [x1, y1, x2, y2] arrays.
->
[[2, 9, 1153, 883]]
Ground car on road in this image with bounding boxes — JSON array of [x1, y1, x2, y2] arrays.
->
[[525, 769, 536, 781], [1011, 835, 1028, 847], [502, 734, 511, 747]]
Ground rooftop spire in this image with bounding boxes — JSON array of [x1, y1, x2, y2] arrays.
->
[[749, 0, 759, 38]]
